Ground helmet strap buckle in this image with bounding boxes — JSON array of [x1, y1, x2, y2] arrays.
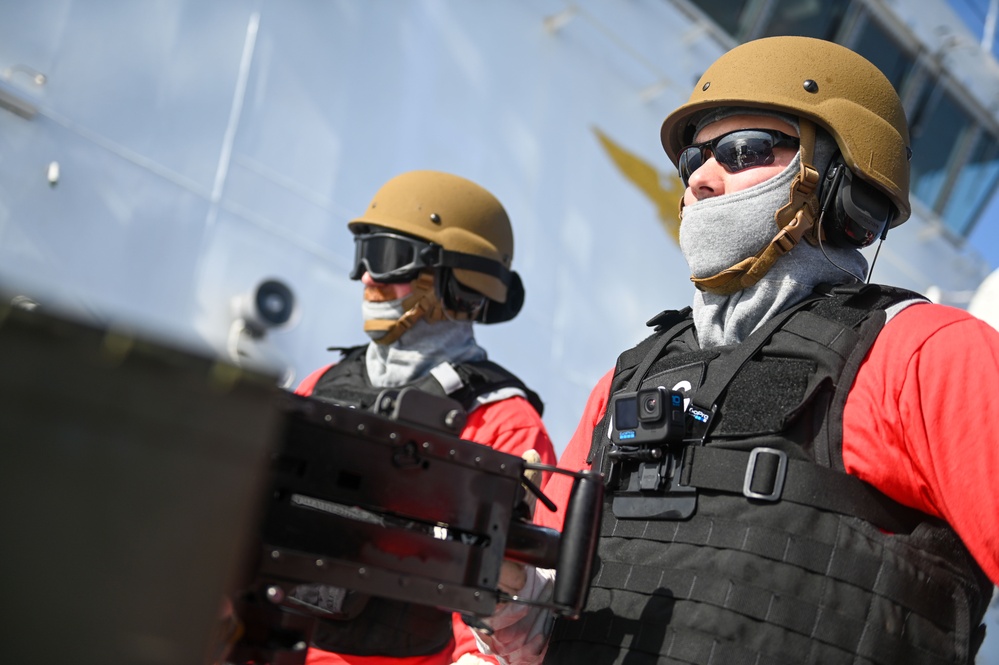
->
[[774, 118, 820, 235]]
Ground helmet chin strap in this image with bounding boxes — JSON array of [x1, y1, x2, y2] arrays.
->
[[363, 271, 475, 345], [687, 119, 822, 296]]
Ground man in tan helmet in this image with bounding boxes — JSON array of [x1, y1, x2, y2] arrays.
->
[[291, 170, 556, 665], [470, 36, 999, 665]]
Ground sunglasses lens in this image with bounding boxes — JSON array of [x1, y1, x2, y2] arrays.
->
[[353, 234, 423, 283], [713, 131, 776, 172], [678, 147, 702, 186], [678, 130, 797, 186]]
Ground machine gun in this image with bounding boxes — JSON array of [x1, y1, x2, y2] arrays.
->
[[228, 388, 603, 664], [0, 300, 601, 665]]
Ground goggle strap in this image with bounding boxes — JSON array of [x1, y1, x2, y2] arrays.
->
[[436, 249, 511, 285]]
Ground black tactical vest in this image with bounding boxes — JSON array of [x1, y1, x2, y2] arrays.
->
[[311, 345, 544, 416], [303, 345, 543, 656], [546, 284, 992, 665]]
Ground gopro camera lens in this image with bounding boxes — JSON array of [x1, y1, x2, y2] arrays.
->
[[637, 388, 663, 422]]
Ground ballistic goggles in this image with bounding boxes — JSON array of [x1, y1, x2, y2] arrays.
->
[[678, 129, 799, 186], [350, 231, 438, 283], [350, 230, 512, 287]]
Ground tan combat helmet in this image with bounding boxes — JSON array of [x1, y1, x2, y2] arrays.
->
[[350, 172, 523, 343], [659, 37, 911, 294], [349, 170, 515, 304]]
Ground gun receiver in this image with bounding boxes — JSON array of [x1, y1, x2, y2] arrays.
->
[[230, 388, 602, 663]]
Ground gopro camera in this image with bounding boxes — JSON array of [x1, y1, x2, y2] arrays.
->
[[610, 387, 685, 446], [605, 387, 695, 520]]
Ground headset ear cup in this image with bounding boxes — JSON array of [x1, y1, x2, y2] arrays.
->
[[819, 160, 893, 248], [836, 171, 893, 247], [479, 271, 524, 324], [438, 268, 486, 315], [818, 159, 848, 247]]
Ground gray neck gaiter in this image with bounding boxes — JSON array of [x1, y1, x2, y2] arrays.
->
[[363, 312, 487, 388], [679, 153, 869, 348]]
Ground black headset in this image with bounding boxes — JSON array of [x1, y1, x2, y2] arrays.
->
[[436, 267, 524, 324], [818, 156, 896, 248]]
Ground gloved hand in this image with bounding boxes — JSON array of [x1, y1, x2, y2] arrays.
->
[[462, 449, 556, 665], [496, 448, 542, 599], [521, 449, 542, 518], [469, 565, 556, 665]]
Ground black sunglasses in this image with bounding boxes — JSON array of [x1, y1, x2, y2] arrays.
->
[[678, 129, 800, 186]]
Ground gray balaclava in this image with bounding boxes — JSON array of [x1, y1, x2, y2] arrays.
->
[[679, 108, 869, 347]]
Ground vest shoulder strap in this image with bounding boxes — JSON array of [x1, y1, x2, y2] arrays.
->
[[587, 310, 695, 465], [613, 307, 693, 385], [420, 359, 545, 416]]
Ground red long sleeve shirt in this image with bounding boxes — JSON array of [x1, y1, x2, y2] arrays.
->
[[535, 303, 999, 584]]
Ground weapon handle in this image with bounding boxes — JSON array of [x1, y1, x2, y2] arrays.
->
[[551, 471, 603, 618]]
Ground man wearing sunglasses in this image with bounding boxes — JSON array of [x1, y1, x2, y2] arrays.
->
[[471, 36, 999, 665], [292, 170, 556, 665]]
